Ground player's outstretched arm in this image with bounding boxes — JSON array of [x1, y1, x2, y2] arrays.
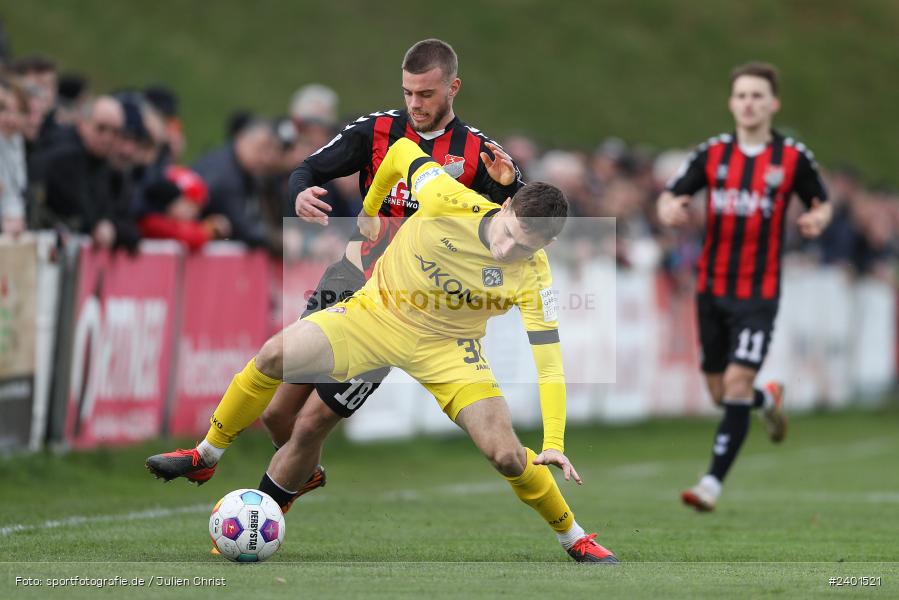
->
[[530, 341, 568, 456]]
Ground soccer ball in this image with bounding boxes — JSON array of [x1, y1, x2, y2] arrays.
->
[[209, 489, 285, 562]]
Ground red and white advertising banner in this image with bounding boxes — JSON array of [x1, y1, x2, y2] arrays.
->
[[168, 249, 271, 437], [65, 243, 180, 448]]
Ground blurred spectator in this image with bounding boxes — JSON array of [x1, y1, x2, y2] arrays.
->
[[137, 103, 169, 170], [266, 115, 359, 258], [144, 84, 184, 162], [39, 95, 140, 251], [852, 186, 896, 282], [138, 165, 230, 250], [501, 134, 539, 181], [588, 137, 626, 197], [109, 93, 149, 171], [272, 116, 311, 176], [535, 149, 591, 215], [601, 177, 661, 270], [193, 118, 279, 248], [273, 115, 359, 216], [56, 72, 89, 127], [290, 83, 337, 127], [124, 100, 173, 222], [289, 83, 338, 152], [9, 54, 58, 146], [814, 165, 863, 267], [0, 77, 28, 235], [653, 150, 692, 192], [226, 109, 254, 140]]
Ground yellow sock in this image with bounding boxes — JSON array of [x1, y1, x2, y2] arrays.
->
[[205, 358, 281, 449], [505, 447, 574, 532]]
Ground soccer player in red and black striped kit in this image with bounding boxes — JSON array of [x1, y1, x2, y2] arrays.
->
[[658, 62, 832, 511], [255, 39, 522, 500]]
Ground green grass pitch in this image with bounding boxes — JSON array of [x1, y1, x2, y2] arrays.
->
[[1, 406, 897, 598]]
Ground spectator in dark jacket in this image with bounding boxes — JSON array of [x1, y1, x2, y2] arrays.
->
[[41, 95, 140, 251], [192, 119, 279, 248]]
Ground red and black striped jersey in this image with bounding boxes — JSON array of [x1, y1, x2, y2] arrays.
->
[[667, 131, 827, 300], [288, 109, 524, 277]]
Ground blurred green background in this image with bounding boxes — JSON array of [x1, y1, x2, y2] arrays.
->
[[5, 0, 897, 181]]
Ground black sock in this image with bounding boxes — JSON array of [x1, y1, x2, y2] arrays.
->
[[751, 388, 766, 410], [258, 472, 296, 508], [707, 402, 751, 482]]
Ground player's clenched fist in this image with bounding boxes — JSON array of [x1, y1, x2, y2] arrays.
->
[[295, 186, 332, 225]]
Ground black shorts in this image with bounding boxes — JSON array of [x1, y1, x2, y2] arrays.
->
[[696, 293, 779, 373], [301, 256, 389, 418]]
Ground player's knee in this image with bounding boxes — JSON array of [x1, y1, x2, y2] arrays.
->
[[722, 371, 754, 399], [255, 335, 284, 378], [488, 446, 526, 477]]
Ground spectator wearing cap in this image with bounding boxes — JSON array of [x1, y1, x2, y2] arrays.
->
[[126, 101, 174, 224], [105, 93, 154, 237], [138, 165, 231, 251], [144, 84, 184, 162], [192, 118, 279, 248], [109, 93, 150, 171]]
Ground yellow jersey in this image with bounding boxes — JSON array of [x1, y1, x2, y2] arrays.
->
[[358, 138, 567, 452]]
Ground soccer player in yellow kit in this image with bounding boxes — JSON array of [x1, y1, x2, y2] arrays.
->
[[148, 137, 618, 563]]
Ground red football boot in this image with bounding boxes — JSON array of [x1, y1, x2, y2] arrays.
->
[[566, 533, 619, 563], [146, 447, 217, 485]]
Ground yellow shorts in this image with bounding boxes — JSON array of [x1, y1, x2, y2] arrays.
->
[[302, 292, 503, 419]]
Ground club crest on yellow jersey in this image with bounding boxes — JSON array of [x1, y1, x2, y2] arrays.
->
[[482, 267, 504, 288]]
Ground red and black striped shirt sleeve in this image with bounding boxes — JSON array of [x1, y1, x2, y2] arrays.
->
[[667, 143, 711, 196], [791, 144, 827, 207], [287, 112, 379, 207]]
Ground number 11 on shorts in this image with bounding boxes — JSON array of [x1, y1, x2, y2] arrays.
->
[[734, 328, 765, 363]]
